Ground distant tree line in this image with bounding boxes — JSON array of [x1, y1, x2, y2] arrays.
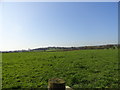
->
[[1, 44, 118, 53]]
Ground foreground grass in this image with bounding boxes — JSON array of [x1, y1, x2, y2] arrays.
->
[[2, 49, 119, 89]]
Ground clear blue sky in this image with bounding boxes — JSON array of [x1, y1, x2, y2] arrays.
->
[[0, 2, 118, 51]]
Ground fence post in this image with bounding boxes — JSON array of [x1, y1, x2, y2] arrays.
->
[[48, 78, 65, 90]]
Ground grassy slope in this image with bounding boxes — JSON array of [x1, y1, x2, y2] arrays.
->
[[2, 49, 119, 89], [0, 53, 2, 90]]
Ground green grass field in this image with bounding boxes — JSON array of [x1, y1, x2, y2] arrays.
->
[[2, 49, 119, 89]]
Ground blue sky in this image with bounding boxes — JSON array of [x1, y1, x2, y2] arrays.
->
[[0, 2, 118, 51]]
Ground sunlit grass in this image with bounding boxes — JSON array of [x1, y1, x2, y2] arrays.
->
[[2, 49, 119, 89]]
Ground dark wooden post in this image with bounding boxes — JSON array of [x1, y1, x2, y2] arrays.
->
[[48, 78, 65, 90]]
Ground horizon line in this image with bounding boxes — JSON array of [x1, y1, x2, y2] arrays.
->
[[0, 43, 118, 52]]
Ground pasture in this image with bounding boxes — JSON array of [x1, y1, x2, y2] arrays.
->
[[2, 49, 119, 89]]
